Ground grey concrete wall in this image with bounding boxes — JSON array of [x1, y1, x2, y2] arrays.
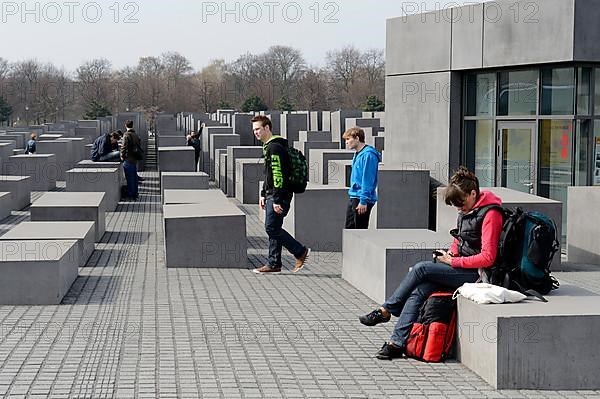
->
[[280, 114, 308, 144], [209, 134, 240, 181], [567, 187, 600, 264], [386, 11, 451, 75], [482, 0, 574, 68], [201, 126, 233, 173], [574, 0, 600, 61], [226, 146, 262, 198], [451, 3, 483, 70], [384, 72, 461, 183], [0, 176, 31, 210], [232, 114, 256, 146]]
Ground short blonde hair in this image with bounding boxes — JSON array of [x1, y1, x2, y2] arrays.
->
[[342, 127, 365, 143]]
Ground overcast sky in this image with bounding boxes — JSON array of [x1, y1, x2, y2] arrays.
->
[[0, 1, 489, 71]]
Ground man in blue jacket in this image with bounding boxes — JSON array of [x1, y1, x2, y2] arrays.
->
[[342, 127, 381, 229]]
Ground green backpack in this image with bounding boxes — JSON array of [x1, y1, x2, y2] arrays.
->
[[286, 147, 308, 193]]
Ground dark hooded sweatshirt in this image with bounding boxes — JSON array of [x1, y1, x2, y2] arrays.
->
[[260, 135, 292, 204]]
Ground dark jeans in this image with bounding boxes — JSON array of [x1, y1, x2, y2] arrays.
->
[[382, 261, 479, 347], [264, 196, 305, 268], [345, 198, 374, 229], [123, 160, 139, 199]]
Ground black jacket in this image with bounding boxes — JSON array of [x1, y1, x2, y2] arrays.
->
[[260, 135, 292, 203]]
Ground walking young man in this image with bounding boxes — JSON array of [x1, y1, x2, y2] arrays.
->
[[252, 115, 310, 274], [343, 127, 381, 229]]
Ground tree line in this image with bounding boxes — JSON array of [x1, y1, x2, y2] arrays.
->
[[0, 45, 384, 126]]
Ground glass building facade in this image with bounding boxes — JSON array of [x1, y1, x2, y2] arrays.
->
[[462, 65, 600, 233]]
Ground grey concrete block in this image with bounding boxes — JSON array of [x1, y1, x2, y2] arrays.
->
[[309, 111, 322, 131], [366, 135, 385, 153], [66, 168, 120, 212], [298, 131, 331, 142], [0, 240, 79, 305], [308, 149, 354, 184], [74, 127, 100, 144], [374, 168, 430, 229], [280, 114, 308, 144], [232, 113, 256, 146], [163, 189, 227, 205], [59, 138, 86, 168], [330, 110, 362, 147], [0, 175, 31, 210], [30, 192, 106, 241], [76, 160, 124, 185], [158, 147, 196, 173], [342, 229, 453, 303], [84, 144, 93, 160], [567, 186, 600, 264], [294, 141, 339, 167], [161, 172, 209, 203], [283, 184, 348, 252], [39, 134, 63, 140], [436, 186, 562, 269], [0, 134, 24, 148], [266, 112, 281, 136], [386, 11, 451, 75], [0, 221, 95, 267], [163, 202, 247, 268], [36, 140, 72, 181], [209, 134, 240, 181], [0, 142, 16, 174], [0, 192, 10, 220], [219, 152, 228, 194], [345, 118, 383, 136], [157, 135, 186, 147], [327, 160, 353, 188], [214, 149, 226, 188], [201, 126, 233, 173], [226, 146, 263, 198], [5, 154, 57, 191], [235, 158, 264, 204], [456, 284, 600, 390]]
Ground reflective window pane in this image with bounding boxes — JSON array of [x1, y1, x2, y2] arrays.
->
[[465, 73, 495, 117], [595, 68, 600, 115], [464, 120, 495, 186], [577, 67, 591, 115], [540, 67, 575, 115], [594, 121, 600, 185], [538, 120, 573, 234], [498, 70, 538, 116], [575, 120, 590, 185]]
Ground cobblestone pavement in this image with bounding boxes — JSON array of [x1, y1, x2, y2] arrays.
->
[[0, 172, 599, 398]]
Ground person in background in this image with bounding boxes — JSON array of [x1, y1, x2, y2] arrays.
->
[[24, 133, 37, 154], [186, 131, 201, 171]]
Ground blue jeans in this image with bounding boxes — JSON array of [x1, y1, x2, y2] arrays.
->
[[264, 196, 305, 268], [122, 160, 138, 199], [382, 261, 479, 347]]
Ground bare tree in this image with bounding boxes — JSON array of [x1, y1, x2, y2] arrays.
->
[[136, 56, 165, 108], [265, 45, 306, 98], [326, 45, 362, 95], [297, 68, 328, 111], [76, 58, 113, 112]]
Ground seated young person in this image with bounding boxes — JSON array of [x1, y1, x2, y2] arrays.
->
[[358, 167, 504, 360]]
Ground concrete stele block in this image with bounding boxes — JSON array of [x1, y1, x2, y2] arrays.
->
[[65, 168, 120, 212], [5, 154, 58, 191], [0, 175, 31, 210], [163, 202, 247, 268], [0, 221, 95, 267], [158, 146, 196, 173], [283, 183, 348, 252], [30, 192, 106, 241], [161, 172, 209, 203], [0, 240, 79, 305], [235, 158, 264, 204]]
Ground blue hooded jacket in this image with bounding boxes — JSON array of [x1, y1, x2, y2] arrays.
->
[[348, 144, 381, 205]]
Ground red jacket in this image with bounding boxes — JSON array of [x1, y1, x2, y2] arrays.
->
[[449, 191, 503, 269]]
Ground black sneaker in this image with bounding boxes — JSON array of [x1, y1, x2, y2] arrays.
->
[[376, 342, 404, 360], [359, 308, 391, 326]]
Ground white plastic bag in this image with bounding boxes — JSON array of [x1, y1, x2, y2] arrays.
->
[[453, 283, 527, 304]]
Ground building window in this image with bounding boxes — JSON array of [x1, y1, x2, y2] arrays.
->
[[538, 120, 573, 233], [465, 73, 495, 117], [594, 120, 600, 185], [577, 67, 592, 115], [498, 70, 538, 116], [540, 67, 575, 115], [575, 120, 591, 185], [464, 120, 495, 186]]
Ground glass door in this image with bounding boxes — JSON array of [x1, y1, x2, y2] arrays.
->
[[497, 121, 537, 194]]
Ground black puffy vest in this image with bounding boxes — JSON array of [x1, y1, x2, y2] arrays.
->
[[450, 205, 501, 257]]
